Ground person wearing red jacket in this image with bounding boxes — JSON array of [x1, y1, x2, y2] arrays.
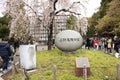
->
[[93, 38, 99, 50]]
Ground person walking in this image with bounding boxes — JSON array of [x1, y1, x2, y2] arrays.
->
[[93, 38, 99, 50], [113, 37, 120, 53], [85, 38, 90, 49], [107, 38, 112, 53], [0, 38, 12, 72]]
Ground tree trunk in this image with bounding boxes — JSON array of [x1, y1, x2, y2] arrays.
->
[[48, 21, 53, 50]]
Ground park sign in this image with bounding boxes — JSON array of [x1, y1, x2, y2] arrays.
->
[[55, 30, 83, 52]]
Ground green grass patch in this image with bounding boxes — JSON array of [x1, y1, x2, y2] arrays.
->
[[8, 49, 120, 80]]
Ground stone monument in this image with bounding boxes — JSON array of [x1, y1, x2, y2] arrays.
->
[[55, 30, 83, 52]]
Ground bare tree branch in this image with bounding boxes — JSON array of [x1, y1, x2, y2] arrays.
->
[[24, 2, 40, 21], [55, 1, 87, 16], [69, 1, 86, 10], [55, 9, 81, 15], [54, 0, 58, 10]]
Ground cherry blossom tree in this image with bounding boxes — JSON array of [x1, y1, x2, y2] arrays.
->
[[5, 0, 88, 49], [5, 0, 30, 41]]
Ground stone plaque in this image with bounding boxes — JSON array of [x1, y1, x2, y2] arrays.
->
[[75, 57, 90, 76]]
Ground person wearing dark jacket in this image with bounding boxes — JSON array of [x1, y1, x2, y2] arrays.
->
[[0, 38, 12, 72], [85, 38, 90, 49], [113, 37, 120, 53]]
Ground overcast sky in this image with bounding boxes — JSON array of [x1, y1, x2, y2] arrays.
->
[[86, 0, 101, 17], [70, 0, 101, 17], [0, 0, 101, 17]]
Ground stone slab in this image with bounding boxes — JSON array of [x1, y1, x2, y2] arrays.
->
[[75, 57, 90, 76]]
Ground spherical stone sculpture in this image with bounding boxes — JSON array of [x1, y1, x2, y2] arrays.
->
[[55, 30, 83, 52]]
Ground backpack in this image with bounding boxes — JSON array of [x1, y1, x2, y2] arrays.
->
[[10, 45, 15, 54]]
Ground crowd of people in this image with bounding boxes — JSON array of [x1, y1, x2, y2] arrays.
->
[[84, 36, 120, 55]]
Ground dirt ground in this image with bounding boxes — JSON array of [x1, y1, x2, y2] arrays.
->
[[1, 69, 12, 80]]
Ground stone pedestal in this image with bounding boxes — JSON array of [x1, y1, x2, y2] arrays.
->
[[75, 57, 90, 76]]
